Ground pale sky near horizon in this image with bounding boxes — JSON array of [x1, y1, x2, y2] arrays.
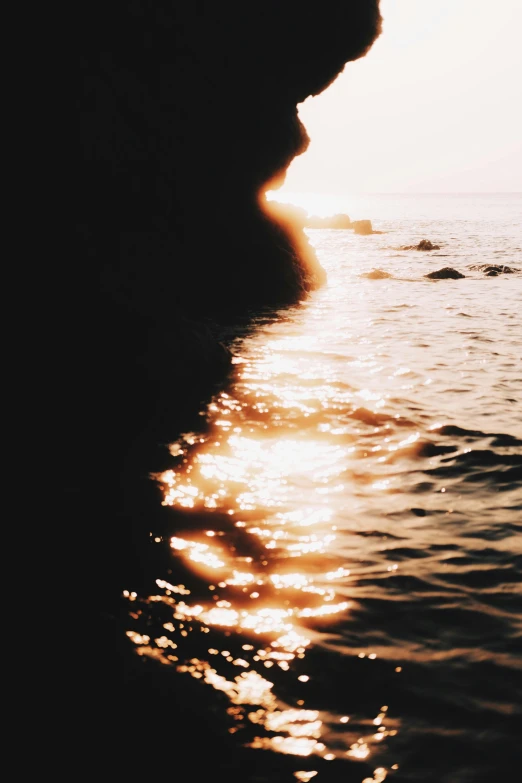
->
[[277, 0, 522, 201]]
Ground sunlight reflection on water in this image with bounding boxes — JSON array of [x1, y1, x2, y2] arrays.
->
[[125, 314, 401, 774], [125, 210, 521, 781]]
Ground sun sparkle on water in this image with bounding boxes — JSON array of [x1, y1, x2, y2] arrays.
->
[[119, 203, 522, 774], [122, 226, 522, 778], [123, 315, 405, 773]]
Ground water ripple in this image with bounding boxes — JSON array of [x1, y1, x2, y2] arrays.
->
[[124, 208, 522, 782]]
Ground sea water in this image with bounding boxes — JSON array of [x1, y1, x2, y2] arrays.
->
[[127, 194, 522, 783]]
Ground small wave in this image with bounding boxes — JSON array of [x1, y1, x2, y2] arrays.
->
[[460, 522, 521, 541], [426, 448, 522, 487], [345, 406, 422, 430], [382, 438, 458, 465], [440, 448, 522, 469], [356, 529, 405, 540], [434, 424, 522, 448], [436, 566, 520, 591]]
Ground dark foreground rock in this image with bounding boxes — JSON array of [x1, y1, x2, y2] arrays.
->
[[72, 2, 383, 774], [75, 0, 382, 535], [425, 267, 465, 279]]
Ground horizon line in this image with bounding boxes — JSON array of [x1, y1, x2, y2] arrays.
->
[[273, 190, 522, 196]]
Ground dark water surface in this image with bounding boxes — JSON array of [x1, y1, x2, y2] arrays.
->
[[125, 195, 522, 782]]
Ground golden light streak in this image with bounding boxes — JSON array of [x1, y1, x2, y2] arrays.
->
[[126, 304, 407, 767]]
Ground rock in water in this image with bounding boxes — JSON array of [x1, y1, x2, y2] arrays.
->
[[352, 219, 373, 235], [468, 264, 518, 275], [425, 267, 465, 279], [417, 239, 440, 250], [306, 213, 352, 229], [361, 269, 392, 279], [401, 239, 440, 250]]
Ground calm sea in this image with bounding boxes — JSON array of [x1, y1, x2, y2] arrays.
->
[[126, 194, 522, 783]]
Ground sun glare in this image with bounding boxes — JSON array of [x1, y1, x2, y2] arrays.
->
[[266, 190, 349, 218]]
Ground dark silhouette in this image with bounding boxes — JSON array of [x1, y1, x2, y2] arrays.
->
[[74, 2, 382, 777], [402, 239, 441, 250], [425, 267, 465, 279]]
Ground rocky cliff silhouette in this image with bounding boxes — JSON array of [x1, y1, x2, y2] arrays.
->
[[76, 2, 381, 773]]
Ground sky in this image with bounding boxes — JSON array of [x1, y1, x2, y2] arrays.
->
[[276, 0, 522, 201]]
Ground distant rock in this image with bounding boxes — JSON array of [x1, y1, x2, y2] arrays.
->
[[306, 213, 352, 229], [304, 214, 381, 233], [468, 264, 518, 275], [425, 267, 465, 279], [418, 239, 440, 251], [360, 269, 392, 279], [352, 219, 373, 235], [402, 239, 440, 251]]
